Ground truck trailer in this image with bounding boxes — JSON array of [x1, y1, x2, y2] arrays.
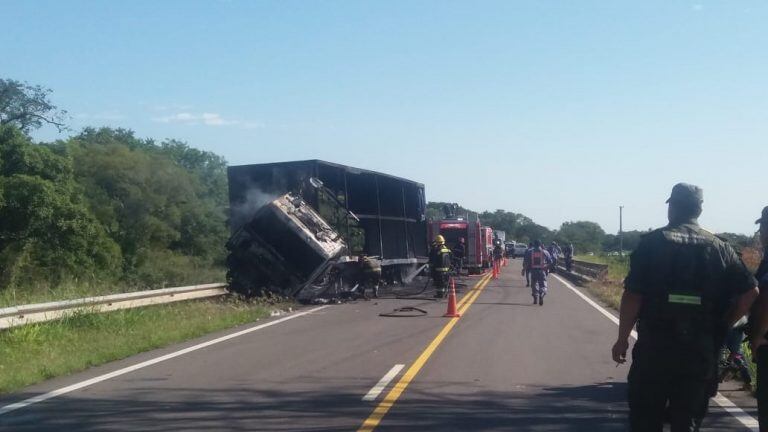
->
[[226, 160, 428, 299]]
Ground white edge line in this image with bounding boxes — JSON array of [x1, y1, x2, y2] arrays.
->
[[713, 393, 760, 429], [552, 274, 758, 432], [0, 305, 329, 416], [362, 364, 405, 402]]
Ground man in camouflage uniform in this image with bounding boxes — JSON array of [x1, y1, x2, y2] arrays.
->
[[748, 206, 768, 430], [523, 239, 552, 306], [612, 183, 758, 431]]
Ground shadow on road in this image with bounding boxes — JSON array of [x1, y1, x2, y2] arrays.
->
[[380, 381, 629, 431], [1, 382, 633, 432]]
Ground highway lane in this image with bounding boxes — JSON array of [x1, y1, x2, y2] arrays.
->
[[0, 261, 758, 431]]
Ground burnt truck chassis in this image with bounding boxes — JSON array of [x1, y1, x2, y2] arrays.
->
[[226, 160, 429, 301]]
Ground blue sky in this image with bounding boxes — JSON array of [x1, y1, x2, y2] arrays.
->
[[2, 0, 767, 235]]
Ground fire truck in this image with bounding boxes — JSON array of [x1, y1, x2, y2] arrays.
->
[[427, 204, 492, 274]]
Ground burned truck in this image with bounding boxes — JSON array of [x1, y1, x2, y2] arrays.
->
[[226, 160, 428, 300]]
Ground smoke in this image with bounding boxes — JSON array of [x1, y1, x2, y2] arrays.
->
[[402, 263, 428, 284], [230, 187, 279, 229]]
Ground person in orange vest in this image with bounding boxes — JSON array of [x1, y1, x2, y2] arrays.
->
[[522, 239, 553, 306]]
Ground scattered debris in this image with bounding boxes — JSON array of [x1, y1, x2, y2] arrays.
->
[[379, 306, 429, 318]]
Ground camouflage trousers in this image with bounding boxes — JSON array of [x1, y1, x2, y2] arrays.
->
[[530, 269, 547, 298]]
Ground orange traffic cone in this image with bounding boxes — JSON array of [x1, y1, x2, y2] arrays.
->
[[492, 261, 498, 279], [444, 278, 461, 317]]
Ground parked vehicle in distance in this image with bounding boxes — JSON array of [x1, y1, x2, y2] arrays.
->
[[512, 242, 528, 258], [505, 242, 516, 257]]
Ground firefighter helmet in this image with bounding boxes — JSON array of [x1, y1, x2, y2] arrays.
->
[[434, 235, 446, 245]]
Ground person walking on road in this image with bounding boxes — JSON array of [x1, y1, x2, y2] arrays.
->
[[748, 206, 768, 430], [493, 238, 504, 272], [429, 235, 452, 298], [612, 183, 758, 432], [563, 243, 575, 272], [524, 242, 533, 287], [548, 241, 562, 273], [523, 240, 552, 306]]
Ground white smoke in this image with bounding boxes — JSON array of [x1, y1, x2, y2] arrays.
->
[[230, 187, 279, 229]]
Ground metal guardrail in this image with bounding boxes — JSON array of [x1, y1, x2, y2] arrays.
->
[[555, 259, 609, 284], [0, 283, 227, 330], [570, 260, 609, 280]]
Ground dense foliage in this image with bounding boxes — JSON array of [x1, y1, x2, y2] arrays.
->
[[0, 125, 228, 291]]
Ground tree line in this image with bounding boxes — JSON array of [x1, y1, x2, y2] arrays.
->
[[427, 202, 758, 255], [0, 79, 228, 291]]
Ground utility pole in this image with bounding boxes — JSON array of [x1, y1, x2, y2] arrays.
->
[[619, 205, 624, 258]]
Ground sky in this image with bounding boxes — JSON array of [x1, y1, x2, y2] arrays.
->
[[2, 0, 767, 235]]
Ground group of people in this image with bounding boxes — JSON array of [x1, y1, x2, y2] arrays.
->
[[611, 183, 768, 431]]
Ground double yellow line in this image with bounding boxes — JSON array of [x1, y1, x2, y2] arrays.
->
[[357, 272, 494, 432]]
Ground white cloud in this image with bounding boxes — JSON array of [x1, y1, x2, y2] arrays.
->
[[152, 112, 262, 128]]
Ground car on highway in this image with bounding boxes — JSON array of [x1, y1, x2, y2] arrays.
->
[[511, 242, 529, 258], [504, 242, 515, 257]]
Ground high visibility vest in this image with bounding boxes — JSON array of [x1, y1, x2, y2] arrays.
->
[[531, 250, 547, 270]]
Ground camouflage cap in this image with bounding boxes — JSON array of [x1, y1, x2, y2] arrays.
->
[[665, 183, 703, 204], [756, 206, 768, 224]]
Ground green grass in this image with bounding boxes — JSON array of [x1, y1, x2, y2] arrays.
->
[[0, 297, 280, 394], [0, 265, 226, 308], [572, 254, 629, 310]]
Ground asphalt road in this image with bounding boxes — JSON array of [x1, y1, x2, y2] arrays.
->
[[0, 260, 759, 431]]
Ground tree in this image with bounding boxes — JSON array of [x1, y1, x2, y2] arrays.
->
[[66, 128, 228, 284], [602, 230, 647, 253], [426, 202, 555, 244], [557, 221, 606, 254], [0, 79, 68, 133], [0, 125, 121, 287]]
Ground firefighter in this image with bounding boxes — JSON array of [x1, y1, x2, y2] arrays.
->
[[451, 237, 466, 276], [357, 255, 382, 299], [523, 240, 552, 306], [430, 235, 452, 298]]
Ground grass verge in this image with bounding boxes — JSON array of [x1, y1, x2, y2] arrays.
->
[[0, 297, 281, 394], [572, 254, 628, 310], [0, 266, 226, 308]]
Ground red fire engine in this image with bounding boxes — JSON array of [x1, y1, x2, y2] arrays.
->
[[427, 205, 493, 274]]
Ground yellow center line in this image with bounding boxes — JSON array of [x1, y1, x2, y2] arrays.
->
[[357, 272, 494, 432]]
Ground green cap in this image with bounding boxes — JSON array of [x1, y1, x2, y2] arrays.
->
[[666, 183, 703, 204], [756, 206, 768, 224]]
